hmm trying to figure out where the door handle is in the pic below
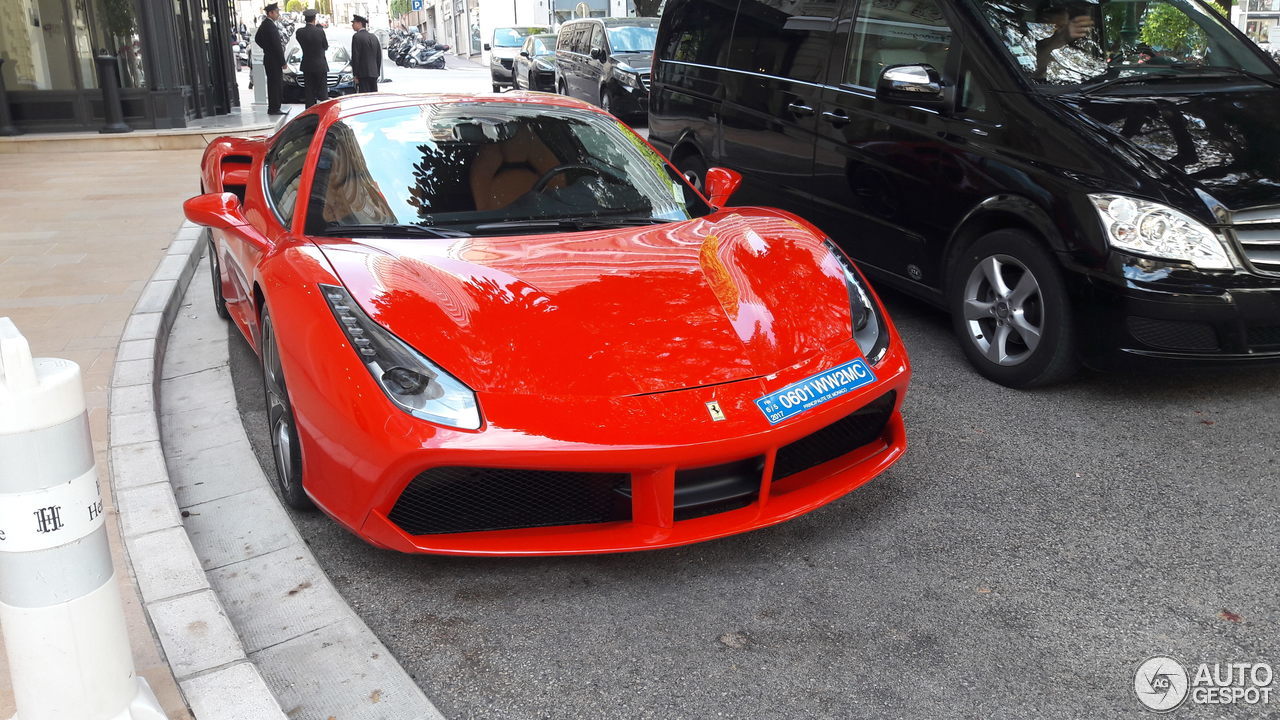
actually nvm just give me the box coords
[786,100,814,118]
[821,110,849,128]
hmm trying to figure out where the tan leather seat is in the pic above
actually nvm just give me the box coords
[468,124,564,212]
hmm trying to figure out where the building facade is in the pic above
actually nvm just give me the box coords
[1,0,240,131]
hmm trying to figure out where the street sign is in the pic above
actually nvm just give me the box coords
[411,0,423,10]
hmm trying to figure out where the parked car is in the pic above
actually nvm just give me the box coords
[183,93,910,555]
[513,33,558,92]
[650,0,1280,388]
[487,26,550,91]
[554,17,658,120]
[281,37,355,104]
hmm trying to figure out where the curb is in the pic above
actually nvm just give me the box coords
[109,221,286,719]
[0,125,276,154]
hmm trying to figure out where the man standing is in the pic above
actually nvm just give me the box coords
[296,9,328,107]
[350,15,381,93]
[255,3,287,114]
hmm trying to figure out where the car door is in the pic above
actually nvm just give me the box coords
[585,23,607,104]
[808,0,959,290]
[714,0,842,211]
[233,116,318,338]
[568,24,590,98]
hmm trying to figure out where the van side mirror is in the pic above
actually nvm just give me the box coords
[483,43,492,51]
[703,167,742,207]
[519,50,529,58]
[876,64,945,105]
[590,48,606,61]
[184,192,248,230]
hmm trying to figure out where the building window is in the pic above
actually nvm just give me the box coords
[0,0,144,90]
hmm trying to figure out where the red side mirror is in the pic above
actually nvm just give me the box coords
[184,192,248,230]
[703,167,742,207]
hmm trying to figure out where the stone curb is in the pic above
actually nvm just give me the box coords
[108,221,286,720]
[0,125,276,154]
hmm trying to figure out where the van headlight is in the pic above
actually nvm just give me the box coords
[321,284,481,430]
[1088,194,1232,270]
[824,240,888,363]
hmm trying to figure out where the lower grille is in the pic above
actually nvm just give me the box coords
[1247,326,1280,350]
[773,392,896,482]
[1127,316,1219,352]
[388,467,631,535]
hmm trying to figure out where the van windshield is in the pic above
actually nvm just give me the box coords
[976,0,1277,88]
[607,25,658,53]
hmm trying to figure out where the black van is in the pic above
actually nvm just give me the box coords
[649,0,1280,387]
[555,17,659,119]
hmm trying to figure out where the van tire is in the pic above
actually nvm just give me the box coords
[674,149,708,193]
[946,229,1078,388]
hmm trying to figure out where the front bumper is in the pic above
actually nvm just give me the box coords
[490,59,515,84]
[1075,253,1280,367]
[293,336,910,556]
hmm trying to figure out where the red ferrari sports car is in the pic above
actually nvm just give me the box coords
[183,93,911,556]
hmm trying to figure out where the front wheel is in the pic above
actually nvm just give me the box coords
[676,151,708,193]
[492,82,502,93]
[260,308,314,510]
[947,229,1078,388]
[207,234,229,320]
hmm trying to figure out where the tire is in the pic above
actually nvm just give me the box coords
[260,308,314,510]
[208,235,230,320]
[600,88,613,114]
[492,82,502,93]
[675,150,708,193]
[947,229,1078,388]
[527,71,536,91]
[557,79,566,95]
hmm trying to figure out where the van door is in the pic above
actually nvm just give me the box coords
[809,0,958,290]
[715,0,843,210]
[586,23,607,104]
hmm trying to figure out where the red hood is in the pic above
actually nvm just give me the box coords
[315,210,857,396]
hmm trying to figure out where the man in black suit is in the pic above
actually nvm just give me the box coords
[295,9,328,107]
[255,3,287,114]
[350,15,381,93]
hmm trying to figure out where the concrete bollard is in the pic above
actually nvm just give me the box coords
[0,317,165,720]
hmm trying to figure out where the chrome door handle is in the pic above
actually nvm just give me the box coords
[821,110,849,128]
[786,100,815,117]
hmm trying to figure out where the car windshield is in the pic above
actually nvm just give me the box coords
[493,27,544,47]
[975,0,1277,88]
[287,44,351,65]
[606,25,658,53]
[529,35,556,55]
[306,102,710,234]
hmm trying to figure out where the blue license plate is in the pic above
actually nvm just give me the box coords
[754,359,877,425]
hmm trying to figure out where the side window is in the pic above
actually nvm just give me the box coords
[572,26,588,53]
[959,69,991,116]
[264,115,319,227]
[658,0,739,65]
[844,0,954,88]
[590,24,604,52]
[725,0,841,83]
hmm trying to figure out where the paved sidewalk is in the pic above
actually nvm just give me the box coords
[0,150,205,719]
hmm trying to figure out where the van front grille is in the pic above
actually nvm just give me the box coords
[1229,207,1280,277]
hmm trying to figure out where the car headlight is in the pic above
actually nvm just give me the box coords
[338,71,353,83]
[535,59,553,71]
[614,69,641,88]
[1088,194,1232,271]
[824,240,888,363]
[321,284,481,430]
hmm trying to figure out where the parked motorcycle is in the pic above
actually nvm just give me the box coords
[408,41,447,69]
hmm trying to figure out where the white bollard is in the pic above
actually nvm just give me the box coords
[0,317,166,720]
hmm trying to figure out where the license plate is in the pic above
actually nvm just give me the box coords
[754,359,877,425]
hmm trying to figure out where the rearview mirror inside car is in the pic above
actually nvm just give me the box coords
[183,192,248,230]
[703,167,743,207]
[876,64,945,105]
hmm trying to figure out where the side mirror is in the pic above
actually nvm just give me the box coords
[483,43,491,51]
[519,50,529,58]
[590,48,606,61]
[184,192,248,230]
[876,64,945,105]
[703,167,742,207]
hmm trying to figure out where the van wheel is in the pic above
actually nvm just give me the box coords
[675,150,708,193]
[947,229,1078,388]
[557,80,566,95]
[492,82,502,93]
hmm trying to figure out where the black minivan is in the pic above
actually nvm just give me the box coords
[649,0,1280,387]
[555,17,659,120]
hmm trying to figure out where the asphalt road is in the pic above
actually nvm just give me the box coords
[228,278,1280,719]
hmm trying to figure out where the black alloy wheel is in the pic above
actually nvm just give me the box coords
[260,308,314,510]
[947,229,1078,388]
[208,234,230,320]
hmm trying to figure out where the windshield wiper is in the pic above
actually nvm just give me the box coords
[1192,65,1280,89]
[469,216,674,233]
[318,223,470,238]
[1071,69,1183,95]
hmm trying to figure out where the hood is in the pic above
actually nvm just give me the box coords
[316,213,858,397]
[1060,86,1280,210]
[613,52,651,73]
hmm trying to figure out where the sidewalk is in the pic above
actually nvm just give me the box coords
[0,148,211,719]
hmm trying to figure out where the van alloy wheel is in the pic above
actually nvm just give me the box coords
[961,253,1042,367]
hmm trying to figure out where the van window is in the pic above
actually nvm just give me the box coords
[573,25,590,53]
[844,0,954,88]
[726,0,843,83]
[590,23,605,52]
[658,0,739,65]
